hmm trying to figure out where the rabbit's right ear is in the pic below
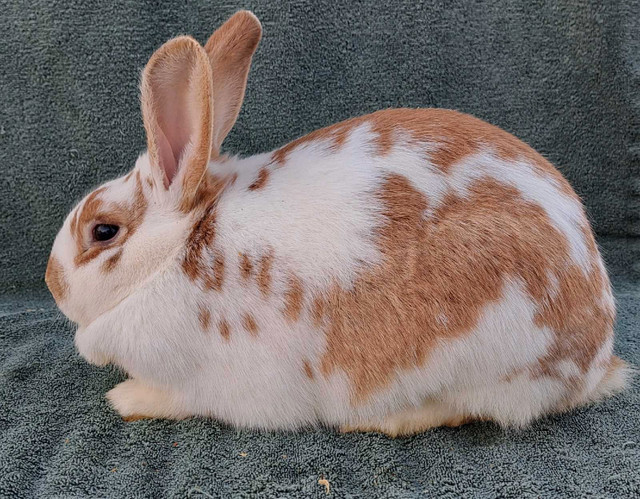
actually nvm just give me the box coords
[205,10,262,156]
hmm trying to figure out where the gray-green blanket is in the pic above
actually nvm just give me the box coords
[1,0,638,497]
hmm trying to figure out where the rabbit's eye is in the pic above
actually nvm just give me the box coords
[92,224,119,242]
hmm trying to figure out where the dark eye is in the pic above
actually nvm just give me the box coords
[92,224,119,242]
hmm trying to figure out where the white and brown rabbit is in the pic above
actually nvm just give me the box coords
[45,11,629,436]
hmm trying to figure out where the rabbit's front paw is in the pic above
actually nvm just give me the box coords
[106,379,187,421]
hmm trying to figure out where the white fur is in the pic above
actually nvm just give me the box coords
[215,127,384,293]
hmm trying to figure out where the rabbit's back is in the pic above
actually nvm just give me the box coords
[199,108,619,428]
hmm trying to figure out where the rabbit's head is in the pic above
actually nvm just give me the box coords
[45,12,261,326]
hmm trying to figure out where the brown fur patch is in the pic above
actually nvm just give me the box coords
[73,175,148,267]
[248,168,269,190]
[311,295,327,327]
[101,249,123,273]
[303,360,315,380]
[182,176,233,289]
[72,186,106,265]
[531,250,614,378]
[203,250,225,291]
[243,314,258,336]
[239,253,253,280]
[271,109,577,199]
[219,319,231,341]
[199,306,211,331]
[183,206,217,281]
[69,209,79,235]
[178,166,231,216]
[257,251,273,296]
[317,174,609,403]
[122,414,150,422]
[45,255,68,302]
[283,276,304,322]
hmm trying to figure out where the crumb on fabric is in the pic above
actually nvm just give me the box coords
[318,477,330,495]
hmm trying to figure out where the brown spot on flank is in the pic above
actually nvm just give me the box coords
[219,319,231,341]
[101,249,123,272]
[311,295,327,327]
[283,276,304,322]
[318,174,609,403]
[303,360,315,380]
[203,250,225,291]
[45,255,68,302]
[243,314,258,336]
[248,168,270,190]
[146,176,153,188]
[257,252,274,296]
[270,109,577,199]
[532,255,614,378]
[199,306,211,331]
[239,253,253,280]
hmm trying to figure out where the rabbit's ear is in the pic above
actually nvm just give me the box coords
[204,10,262,156]
[141,36,213,207]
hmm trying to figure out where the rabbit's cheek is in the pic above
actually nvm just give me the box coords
[45,255,69,305]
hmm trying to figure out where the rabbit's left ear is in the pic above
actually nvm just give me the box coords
[205,10,262,156]
[140,36,213,210]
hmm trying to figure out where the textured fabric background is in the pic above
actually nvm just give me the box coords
[1,0,639,497]
[1,0,639,292]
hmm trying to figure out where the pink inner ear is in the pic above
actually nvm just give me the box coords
[156,126,178,188]
[151,72,197,189]
[142,37,212,197]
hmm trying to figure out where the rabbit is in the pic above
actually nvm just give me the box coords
[45,10,629,436]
